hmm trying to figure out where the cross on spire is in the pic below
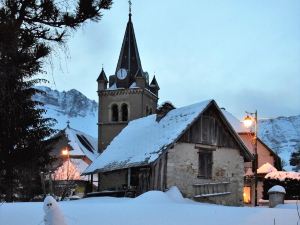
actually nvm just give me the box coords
[128,0,132,15]
[66,120,70,128]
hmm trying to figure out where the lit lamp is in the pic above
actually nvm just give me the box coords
[243,111,258,206]
[62,148,69,156]
[243,115,253,128]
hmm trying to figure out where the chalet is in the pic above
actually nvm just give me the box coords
[84,100,253,206]
[48,124,98,195]
[222,109,282,205]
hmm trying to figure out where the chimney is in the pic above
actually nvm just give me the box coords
[156,101,175,122]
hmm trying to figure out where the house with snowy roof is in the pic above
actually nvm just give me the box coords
[84,100,253,206]
[222,109,282,205]
[48,124,98,195]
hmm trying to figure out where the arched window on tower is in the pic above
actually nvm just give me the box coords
[111,104,119,122]
[121,103,128,121]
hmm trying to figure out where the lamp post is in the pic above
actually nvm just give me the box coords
[61,147,70,180]
[243,110,258,207]
[61,147,71,199]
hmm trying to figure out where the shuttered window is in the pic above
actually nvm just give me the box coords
[198,149,213,179]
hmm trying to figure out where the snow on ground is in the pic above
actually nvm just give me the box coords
[0,188,298,225]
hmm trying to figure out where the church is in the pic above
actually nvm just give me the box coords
[96,12,159,153]
[84,9,255,206]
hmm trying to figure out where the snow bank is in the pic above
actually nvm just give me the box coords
[133,191,173,203]
[165,186,185,203]
[1,192,299,225]
[133,187,187,204]
[268,185,286,194]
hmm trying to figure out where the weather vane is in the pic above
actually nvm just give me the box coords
[128,0,132,14]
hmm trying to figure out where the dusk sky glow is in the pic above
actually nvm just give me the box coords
[42,0,300,120]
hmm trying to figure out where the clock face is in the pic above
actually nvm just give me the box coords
[117,68,128,80]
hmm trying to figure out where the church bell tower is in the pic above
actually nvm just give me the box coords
[97,6,160,153]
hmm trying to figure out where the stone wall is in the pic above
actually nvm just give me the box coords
[98,89,157,152]
[166,142,244,206]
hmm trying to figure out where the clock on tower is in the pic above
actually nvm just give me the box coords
[117,68,127,80]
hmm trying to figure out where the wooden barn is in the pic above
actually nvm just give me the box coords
[84,100,253,206]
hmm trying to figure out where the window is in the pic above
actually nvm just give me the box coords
[198,149,213,178]
[243,186,251,204]
[76,134,94,153]
[121,103,128,121]
[111,104,119,122]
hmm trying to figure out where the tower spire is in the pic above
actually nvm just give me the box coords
[115,0,143,88]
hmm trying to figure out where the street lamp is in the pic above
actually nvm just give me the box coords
[243,110,258,207]
[61,147,70,180]
[62,148,69,157]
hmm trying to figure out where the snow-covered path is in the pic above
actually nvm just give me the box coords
[0,190,298,225]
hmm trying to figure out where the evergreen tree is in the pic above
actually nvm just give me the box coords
[290,147,300,172]
[0,0,112,201]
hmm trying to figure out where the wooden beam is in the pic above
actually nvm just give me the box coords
[127,168,131,188]
[91,174,93,192]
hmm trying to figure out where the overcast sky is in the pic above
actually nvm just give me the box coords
[43,0,300,120]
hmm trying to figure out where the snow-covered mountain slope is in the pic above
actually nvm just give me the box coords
[259,115,300,170]
[34,86,98,137]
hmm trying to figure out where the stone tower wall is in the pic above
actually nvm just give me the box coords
[98,88,157,152]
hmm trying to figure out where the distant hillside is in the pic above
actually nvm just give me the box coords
[259,115,300,171]
[34,86,300,170]
[34,86,98,137]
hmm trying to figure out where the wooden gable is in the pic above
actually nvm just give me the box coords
[180,104,240,150]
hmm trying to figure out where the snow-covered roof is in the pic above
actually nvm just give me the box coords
[107,83,118,90]
[265,171,300,181]
[222,109,281,167]
[108,82,140,90]
[257,162,278,174]
[63,127,98,161]
[84,100,212,174]
[53,158,89,181]
[221,109,250,133]
[84,100,252,174]
[129,82,139,88]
